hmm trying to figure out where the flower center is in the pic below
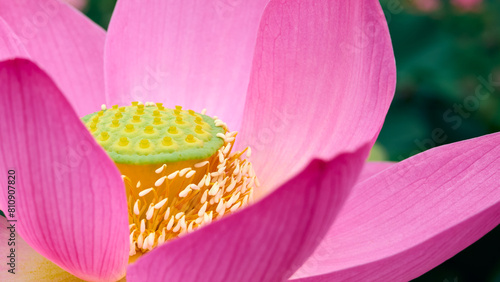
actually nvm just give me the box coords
[82,102,259,257]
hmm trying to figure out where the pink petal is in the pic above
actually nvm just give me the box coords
[127,144,371,282]
[0,0,106,117]
[292,132,500,281]
[358,161,394,182]
[0,59,129,281]
[0,18,28,60]
[238,0,396,193]
[0,217,81,281]
[105,0,270,129]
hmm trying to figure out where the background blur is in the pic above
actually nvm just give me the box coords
[74,0,500,280]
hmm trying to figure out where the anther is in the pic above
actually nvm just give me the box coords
[194,161,209,168]
[164,207,171,220]
[146,206,154,220]
[185,170,196,178]
[155,176,166,187]
[179,187,191,198]
[155,164,166,174]
[198,202,208,217]
[112,105,119,110]
[166,216,174,230]
[133,200,140,215]
[139,188,153,197]
[230,202,242,212]
[179,168,190,177]
[154,198,168,209]
[167,170,179,180]
[209,182,219,196]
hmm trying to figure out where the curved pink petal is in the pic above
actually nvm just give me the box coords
[0,217,82,281]
[292,132,500,281]
[0,0,106,117]
[127,144,371,282]
[0,59,129,281]
[105,0,270,129]
[238,0,396,193]
[0,18,29,60]
[358,161,394,182]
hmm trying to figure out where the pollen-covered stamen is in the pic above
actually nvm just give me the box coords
[123,129,258,255]
[82,103,259,257]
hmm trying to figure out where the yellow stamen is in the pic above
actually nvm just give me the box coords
[82,102,258,258]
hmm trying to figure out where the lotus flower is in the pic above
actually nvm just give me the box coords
[0,0,498,281]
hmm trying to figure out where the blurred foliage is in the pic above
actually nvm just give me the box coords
[81,0,116,29]
[367,143,390,161]
[378,0,500,161]
[63,0,500,281]
[378,0,500,281]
